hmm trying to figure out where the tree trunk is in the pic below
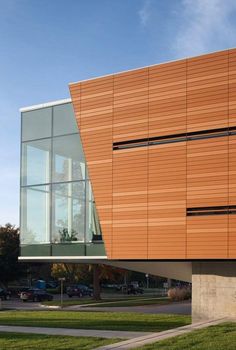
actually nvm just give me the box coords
[93,264,101,300]
[167,278,172,288]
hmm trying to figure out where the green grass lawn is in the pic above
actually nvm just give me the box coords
[0,311,191,332]
[0,332,120,350]
[43,297,170,308]
[134,322,236,350]
[43,298,107,307]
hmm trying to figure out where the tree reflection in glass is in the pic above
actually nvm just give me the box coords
[52,182,85,243]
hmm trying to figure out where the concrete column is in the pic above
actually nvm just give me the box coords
[192,262,236,322]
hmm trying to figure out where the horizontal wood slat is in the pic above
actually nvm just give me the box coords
[70,48,236,260]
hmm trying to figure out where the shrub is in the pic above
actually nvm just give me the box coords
[168,287,191,301]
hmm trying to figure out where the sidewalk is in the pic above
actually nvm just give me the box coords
[94,318,228,350]
[0,317,230,349]
[0,325,151,339]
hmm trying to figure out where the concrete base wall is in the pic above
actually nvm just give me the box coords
[192,262,236,322]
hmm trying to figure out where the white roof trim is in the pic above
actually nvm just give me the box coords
[18,256,107,261]
[20,98,72,113]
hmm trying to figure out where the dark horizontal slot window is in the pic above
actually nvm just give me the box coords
[113,141,148,150]
[187,205,236,212]
[187,211,228,216]
[187,205,236,217]
[187,132,228,142]
[113,125,236,151]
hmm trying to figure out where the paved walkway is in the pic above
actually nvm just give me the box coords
[67,301,191,315]
[94,318,229,349]
[0,325,151,339]
[0,317,231,349]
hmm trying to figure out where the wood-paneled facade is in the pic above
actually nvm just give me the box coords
[70,48,236,260]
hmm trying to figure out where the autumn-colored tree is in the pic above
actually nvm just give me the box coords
[51,263,126,300]
[51,263,86,283]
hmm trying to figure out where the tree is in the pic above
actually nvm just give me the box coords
[0,223,26,287]
[91,264,126,300]
[51,263,87,283]
[51,263,126,300]
[92,264,101,300]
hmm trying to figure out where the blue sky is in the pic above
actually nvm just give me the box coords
[1,0,236,226]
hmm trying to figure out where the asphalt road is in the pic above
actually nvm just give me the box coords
[1,298,191,314]
[0,293,73,310]
[70,301,191,314]
[1,298,43,310]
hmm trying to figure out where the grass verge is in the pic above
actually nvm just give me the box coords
[90,297,170,308]
[134,322,236,350]
[0,311,191,332]
[0,332,120,350]
[43,297,170,308]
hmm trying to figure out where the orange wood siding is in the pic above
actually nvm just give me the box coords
[229,136,236,258]
[148,60,187,259]
[148,142,187,259]
[149,60,187,137]
[70,48,236,260]
[229,51,236,258]
[112,69,148,258]
[70,77,113,257]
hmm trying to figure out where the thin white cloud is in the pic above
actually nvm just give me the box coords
[173,0,236,58]
[138,0,152,27]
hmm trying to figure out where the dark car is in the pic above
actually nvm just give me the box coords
[17,287,30,297]
[20,288,53,302]
[46,281,58,289]
[0,288,11,300]
[67,284,93,298]
[127,284,144,295]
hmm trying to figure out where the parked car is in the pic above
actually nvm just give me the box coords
[17,287,30,298]
[127,284,144,295]
[20,288,53,302]
[46,281,58,289]
[115,284,125,291]
[67,284,93,298]
[0,288,11,300]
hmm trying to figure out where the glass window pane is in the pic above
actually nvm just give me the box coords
[20,185,50,244]
[22,108,52,141]
[52,134,86,182]
[52,182,85,243]
[53,103,78,136]
[21,139,51,186]
[86,181,102,242]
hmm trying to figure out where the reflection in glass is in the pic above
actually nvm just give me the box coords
[52,182,85,243]
[21,186,50,244]
[20,102,103,251]
[21,139,51,186]
[22,108,52,141]
[53,103,78,136]
[86,182,102,242]
[52,134,86,182]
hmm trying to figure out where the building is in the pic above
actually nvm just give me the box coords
[19,48,236,321]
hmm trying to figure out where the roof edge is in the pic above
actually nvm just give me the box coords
[20,98,71,113]
[69,47,235,86]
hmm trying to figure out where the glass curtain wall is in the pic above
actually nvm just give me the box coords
[20,103,101,246]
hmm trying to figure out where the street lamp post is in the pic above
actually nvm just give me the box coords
[145,274,149,289]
